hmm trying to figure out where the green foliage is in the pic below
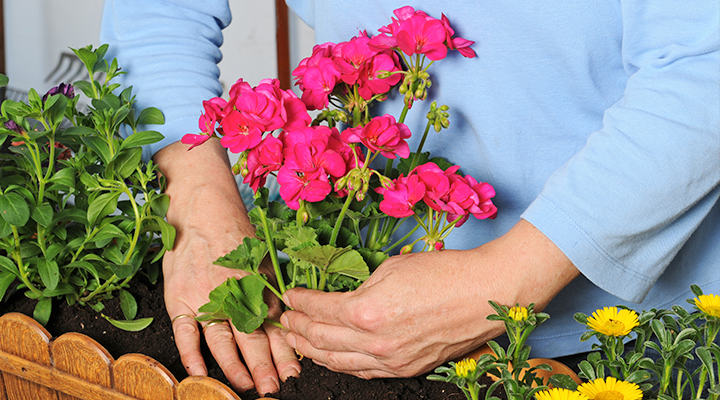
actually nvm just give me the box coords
[0,44,175,331]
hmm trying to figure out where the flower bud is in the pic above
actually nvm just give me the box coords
[400,244,414,254]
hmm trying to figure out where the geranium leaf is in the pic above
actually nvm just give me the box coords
[357,248,388,272]
[224,275,268,334]
[213,237,268,273]
[0,192,30,226]
[326,249,370,281]
[276,224,318,251]
[0,217,12,238]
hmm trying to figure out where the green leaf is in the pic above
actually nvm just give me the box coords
[74,47,98,73]
[44,94,68,128]
[224,276,269,334]
[42,282,75,297]
[34,297,52,326]
[102,314,153,332]
[118,130,165,153]
[72,81,95,98]
[0,192,30,226]
[0,272,16,301]
[213,237,269,273]
[30,203,54,227]
[108,147,142,179]
[87,191,121,227]
[150,194,170,218]
[48,167,76,189]
[0,256,20,278]
[356,248,388,272]
[37,259,60,291]
[326,249,370,281]
[119,289,138,320]
[81,136,112,164]
[0,217,12,238]
[63,126,98,137]
[136,108,165,126]
[92,223,127,246]
[548,374,578,391]
[109,263,134,280]
[284,245,369,281]
[0,74,8,87]
[53,208,89,226]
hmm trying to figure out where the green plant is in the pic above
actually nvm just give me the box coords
[0,44,175,330]
[430,285,720,400]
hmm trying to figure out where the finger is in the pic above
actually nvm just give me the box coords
[287,331,392,379]
[169,312,207,377]
[232,325,280,395]
[202,320,255,392]
[281,309,367,354]
[282,287,348,325]
[263,321,301,381]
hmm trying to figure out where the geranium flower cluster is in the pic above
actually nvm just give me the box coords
[183,6,492,253]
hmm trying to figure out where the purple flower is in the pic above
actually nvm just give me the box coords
[42,83,75,103]
[4,120,21,133]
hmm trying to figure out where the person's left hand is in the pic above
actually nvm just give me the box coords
[279,219,579,379]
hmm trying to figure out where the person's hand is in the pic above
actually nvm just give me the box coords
[154,141,300,394]
[280,219,579,379]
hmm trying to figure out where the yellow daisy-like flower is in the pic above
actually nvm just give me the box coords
[695,294,720,318]
[577,377,643,400]
[586,307,639,337]
[509,306,529,322]
[535,388,589,400]
[455,358,477,379]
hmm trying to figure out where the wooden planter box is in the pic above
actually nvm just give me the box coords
[0,312,241,400]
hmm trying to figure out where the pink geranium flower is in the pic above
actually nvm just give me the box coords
[440,14,477,58]
[277,167,332,210]
[244,135,284,192]
[340,115,411,159]
[219,109,264,153]
[375,173,425,218]
[180,133,212,149]
[396,14,448,61]
[299,58,340,110]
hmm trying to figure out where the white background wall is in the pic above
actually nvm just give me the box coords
[3,0,315,97]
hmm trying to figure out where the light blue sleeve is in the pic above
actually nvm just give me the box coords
[99,0,232,161]
[522,1,720,303]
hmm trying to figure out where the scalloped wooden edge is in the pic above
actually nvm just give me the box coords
[0,312,241,400]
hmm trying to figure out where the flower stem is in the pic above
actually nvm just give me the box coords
[10,227,42,296]
[329,189,356,247]
[257,205,286,294]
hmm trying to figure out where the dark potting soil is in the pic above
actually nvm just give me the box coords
[0,276,498,400]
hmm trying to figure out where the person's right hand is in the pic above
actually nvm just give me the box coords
[154,140,301,394]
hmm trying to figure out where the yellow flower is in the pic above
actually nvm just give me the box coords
[509,306,529,322]
[695,294,720,318]
[577,377,643,400]
[586,307,639,337]
[455,358,477,379]
[535,388,589,400]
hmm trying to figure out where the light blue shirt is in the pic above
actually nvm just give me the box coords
[101,0,720,358]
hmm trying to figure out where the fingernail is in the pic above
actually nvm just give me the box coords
[259,376,279,395]
[282,292,292,308]
[286,332,297,348]
[236,375,255,392]
[280,313,289,328]
[281,365,301,380]
[189,364,207,376]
